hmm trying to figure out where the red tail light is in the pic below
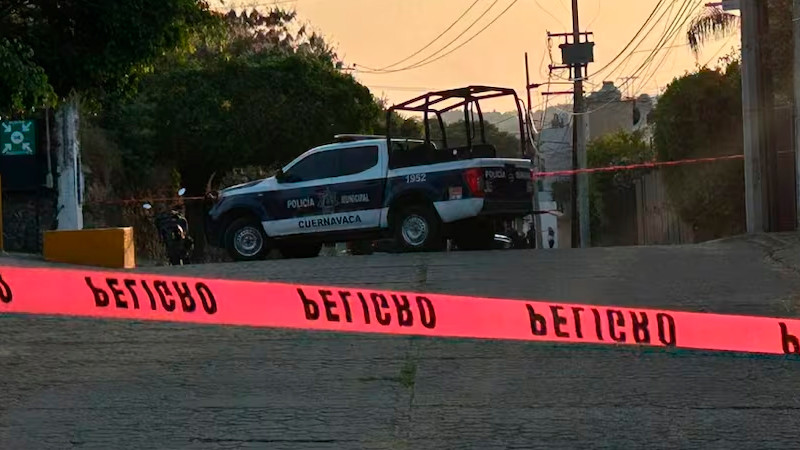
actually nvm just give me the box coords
[464,168,484,197]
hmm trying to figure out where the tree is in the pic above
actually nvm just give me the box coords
[651,63,744,240]
[429,119,523,158]
[100,8,382,196]
[372,97,424,139]
[150,53,380,194]
[89,7,386,260]
[686,1,791,99]
[1,0,214,103]
[0,38,56,117]
[1,0,216,229]
[587,130,653,245]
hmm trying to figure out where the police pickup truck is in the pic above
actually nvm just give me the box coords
[205,135,534,261]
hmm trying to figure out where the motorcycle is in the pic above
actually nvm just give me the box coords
[143,188,194,266]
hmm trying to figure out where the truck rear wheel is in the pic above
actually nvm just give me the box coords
[394,204,443,252]
[224,217,268,261]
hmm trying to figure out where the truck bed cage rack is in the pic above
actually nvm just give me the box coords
[333,134,386,142]
[385,85,527,159]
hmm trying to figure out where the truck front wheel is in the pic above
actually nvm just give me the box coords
[393,204,443,252]
[224,217,268,261]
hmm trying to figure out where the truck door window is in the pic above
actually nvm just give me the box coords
[336,145,379,177]
[284,150,340,182]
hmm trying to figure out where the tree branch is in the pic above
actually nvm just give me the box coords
[686,8,740,55]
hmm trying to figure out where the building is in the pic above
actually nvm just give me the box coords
[534,81,661,248]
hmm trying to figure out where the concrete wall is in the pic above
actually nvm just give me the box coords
[2,190,57,253]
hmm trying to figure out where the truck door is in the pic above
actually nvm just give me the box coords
[268,144,385,236]
[325,144,385,230]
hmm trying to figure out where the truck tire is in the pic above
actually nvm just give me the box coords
[224,217,268,261]
[393,204,443,252]
[279,242,323,259]
[453,219,495,251]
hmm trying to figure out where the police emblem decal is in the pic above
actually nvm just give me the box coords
[316,187,339,214]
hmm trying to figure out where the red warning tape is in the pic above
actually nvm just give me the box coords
[533,154,744,178]
[86,196,206,205]
[0,264,798,356]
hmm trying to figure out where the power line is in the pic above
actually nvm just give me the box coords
[357,0,501,73]
[490,114,519,126]
[591,0,694,103]
[356,0,518,74]
[373,0,481,71]
[600,0,696,102]
[534,0,567,29]
[230,0,313,7]
[366,84,444,92]
[631,0,703,95]
[554,0,700,118]
[611,0,678,79]
[628,1,694,88]
[700,34,736,67]
[591,0,670,78]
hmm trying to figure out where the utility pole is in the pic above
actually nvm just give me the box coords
[525,52,544,249]
[740,0,776,233]
[548,5,593,248]
[572,0,589,248]
[571,0,590,248]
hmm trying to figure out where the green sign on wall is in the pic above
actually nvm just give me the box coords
[1,120,36,156]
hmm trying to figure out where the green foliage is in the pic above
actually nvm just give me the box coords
[430,119,523,158]
[0,38,56,116]
[687,0,791,100]
[372,97,424,138]
[587,130,653,244]
[110,52,379,193]
[100,8,382,194]
[1,0,215,111]
[651,63,744,240]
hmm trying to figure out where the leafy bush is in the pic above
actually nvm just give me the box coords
[587,130,654,244]
[650,62,744,240]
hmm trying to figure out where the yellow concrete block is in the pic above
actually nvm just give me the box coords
[43,227,135,269]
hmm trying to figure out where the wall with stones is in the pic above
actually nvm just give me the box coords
[2,189,57,253]
[1,110,58,254]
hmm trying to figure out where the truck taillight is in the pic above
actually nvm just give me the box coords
[464,168,484,197]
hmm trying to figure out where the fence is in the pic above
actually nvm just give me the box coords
[635,171,695,245]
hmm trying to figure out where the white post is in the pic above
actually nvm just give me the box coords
[55,94,84,230]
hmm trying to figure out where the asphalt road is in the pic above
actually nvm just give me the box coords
[2,233,800,449]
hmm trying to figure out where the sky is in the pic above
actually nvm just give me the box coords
[219,0,740,113]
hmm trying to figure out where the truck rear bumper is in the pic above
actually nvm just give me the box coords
[434,197,532,223]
